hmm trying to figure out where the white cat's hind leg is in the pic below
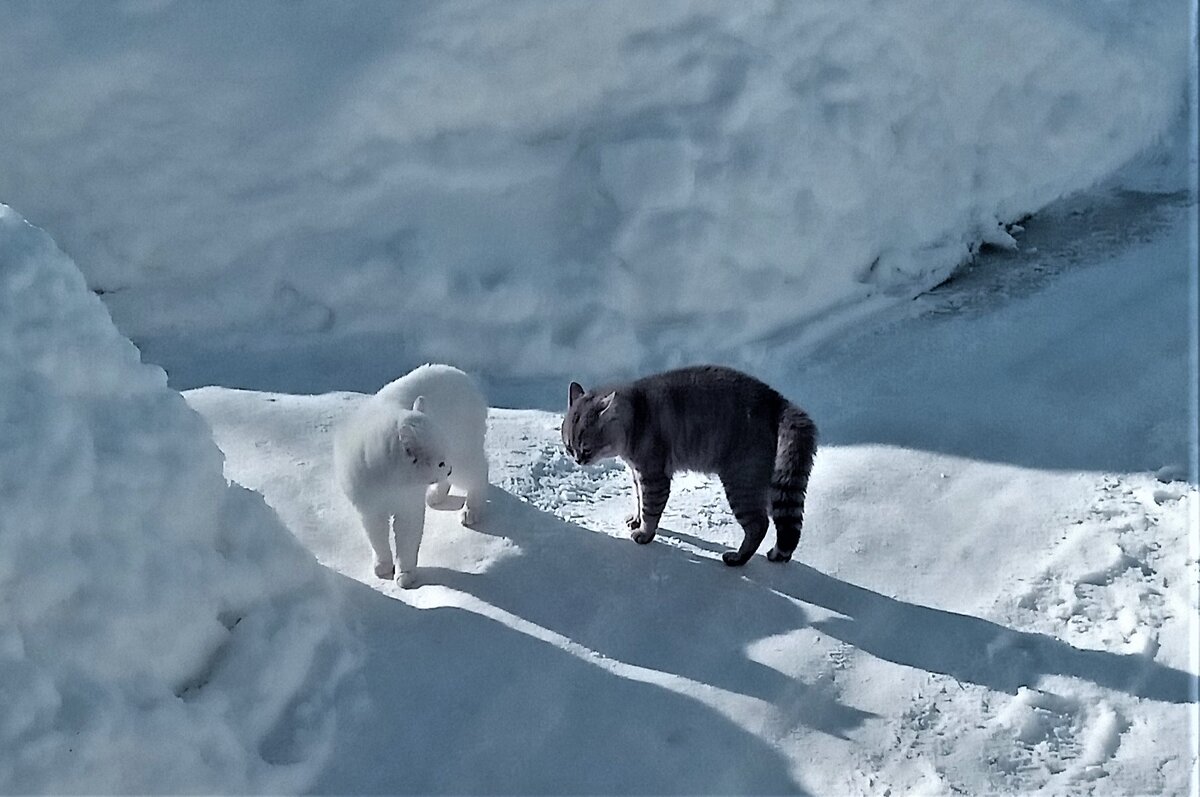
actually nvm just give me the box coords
[359,509,395,580]
[454,449,490,527]
[392,487,427,589]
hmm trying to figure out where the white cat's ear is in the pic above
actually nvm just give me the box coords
[399,428,419,463]
[412,396,427,413]
[568,382,585,406]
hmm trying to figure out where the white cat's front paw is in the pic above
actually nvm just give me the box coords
[373,560,395,579]
[425,483,456,510]
[396,570,420,589]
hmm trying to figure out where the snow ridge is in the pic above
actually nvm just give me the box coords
[0,1,1190,387]
[0,205,351,793]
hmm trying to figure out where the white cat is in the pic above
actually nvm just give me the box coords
[333,364,489,588]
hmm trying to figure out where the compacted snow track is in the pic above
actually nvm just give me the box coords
[187,195,1197,795]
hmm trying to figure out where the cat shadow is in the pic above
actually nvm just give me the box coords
[434,491,1195,714]
[423,488,876,741]
[315,568,807,795]
[749,562,1197,705]
[654,526,743,556]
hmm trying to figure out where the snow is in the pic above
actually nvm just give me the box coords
[0,1,1191,390]
[0,1,1196,793]
[0,205,351,793]
[184,194,1198,793]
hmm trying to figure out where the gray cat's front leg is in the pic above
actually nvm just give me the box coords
[633,470,670,544]
[625,469,643,530]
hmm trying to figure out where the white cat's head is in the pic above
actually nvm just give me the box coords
[562,381,628,465]
[398,396,452,484]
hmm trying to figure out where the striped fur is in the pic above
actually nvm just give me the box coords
[562,365,818,566]
[766,404,818,562]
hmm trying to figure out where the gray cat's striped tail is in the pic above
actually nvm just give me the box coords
[767,403,817,562]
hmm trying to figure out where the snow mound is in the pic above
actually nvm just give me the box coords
[0,205,349,793]
[0,1,1190,387]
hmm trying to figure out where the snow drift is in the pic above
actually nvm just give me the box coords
[0,205,349,793]
[0,0,1191,388]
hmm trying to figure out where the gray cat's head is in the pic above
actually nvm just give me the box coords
[562,381,627,465]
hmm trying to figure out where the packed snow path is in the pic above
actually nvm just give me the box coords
[188,193,1198,794]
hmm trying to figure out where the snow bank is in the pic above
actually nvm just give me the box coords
[0,0,1190,386]
[0,205,348,793]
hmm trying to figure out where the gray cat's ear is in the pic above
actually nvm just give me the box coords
[412,396,427,413]
[568,382,585,406]
[597,391,618,417]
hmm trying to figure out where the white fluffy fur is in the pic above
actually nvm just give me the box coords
[334,364,489,588]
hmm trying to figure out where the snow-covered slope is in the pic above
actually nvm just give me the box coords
[186,195,1198,794]
[0,1,1190,388]
[1,2,1193,791]
[0,205,350,793]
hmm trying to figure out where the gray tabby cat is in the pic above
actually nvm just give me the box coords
[562,365,817,566]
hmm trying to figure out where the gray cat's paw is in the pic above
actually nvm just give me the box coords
[631,528,656,544]
[766,547,792,563]
[396,570,420,589]
[721,550,751,567]
[460,504,482,527]
[624,513,642,530]
[374,561,396,579]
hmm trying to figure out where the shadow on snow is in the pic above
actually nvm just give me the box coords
[313,489,828,794]
[316,484,1196,793]
[768,565,1196,705]
[663,525,1196,706]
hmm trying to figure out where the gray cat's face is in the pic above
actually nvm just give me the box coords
[562,382,624,465]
